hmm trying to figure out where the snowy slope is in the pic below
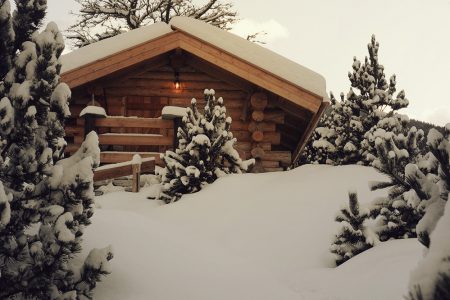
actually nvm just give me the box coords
[82,165,424,300]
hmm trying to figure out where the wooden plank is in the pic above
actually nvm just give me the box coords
[141,159,157,174]
[104,87,247,99]
[132,163,141,193]
[94,164,133,182]
[133,71,221,82]
[247,121,276,132]
[94,159,155,183]
[65,126,83,136]
[230,120,248,131]
[232,131,251,141]
[101,151,163,166]
[99,134,173,146]
[104,78,239,91]
[236,142,271,151]
[95,117,174,129]
[264,110,285,124]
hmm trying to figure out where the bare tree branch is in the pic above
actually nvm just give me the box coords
[67,0,238,48]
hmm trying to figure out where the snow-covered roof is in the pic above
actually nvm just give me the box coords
[170,17,327,99]
[61,17,327,99]
[61,23,172,74]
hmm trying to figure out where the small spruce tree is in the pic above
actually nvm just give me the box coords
[158,89,254,203]
[300,35,409,166]
[330,192,375,266]
[367,126,433,241]
[0,2,112,298]
[407,124,450,300]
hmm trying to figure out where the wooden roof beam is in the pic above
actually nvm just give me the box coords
[291,101,330,166]
[62,32,182,88]
[177,31,322,113]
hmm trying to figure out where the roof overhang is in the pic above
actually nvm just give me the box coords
[61,30,323,113]
[60,17,329,159]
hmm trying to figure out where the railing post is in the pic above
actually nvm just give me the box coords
[80,106,107,138]
[161,106,186,150]
[131,154,142,193]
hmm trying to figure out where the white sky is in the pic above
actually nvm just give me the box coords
[47,0,450,125]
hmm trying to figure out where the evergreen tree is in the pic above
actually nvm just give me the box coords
[407,125,450,298]
[415,126,450,247]
[0,0,15,79]
[300,35,409,166]
[330,192,375,265]
[367,126,433,241]
[0,2,112,298]
[158,89,254,203]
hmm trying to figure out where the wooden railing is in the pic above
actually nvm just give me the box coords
[65,116,175,167]
[94,156,156,192]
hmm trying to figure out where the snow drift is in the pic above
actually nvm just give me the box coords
[82,165,424,299]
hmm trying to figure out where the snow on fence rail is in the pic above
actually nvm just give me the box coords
[94,155,156,193]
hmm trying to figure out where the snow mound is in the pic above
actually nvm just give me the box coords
[82,165,423,299]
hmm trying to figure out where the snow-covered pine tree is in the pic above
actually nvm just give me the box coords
[0,2,112,299]
[330,192,375,265]
[0,0,15,79]
[362,112,415,165]
[414,125,450,247]
[367,126,438,241]
[300,35,409,166]
[158,89,254,203]
[407,125,450,299]
[68,0,238,47]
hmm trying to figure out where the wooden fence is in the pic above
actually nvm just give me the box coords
[65,115,175,166]
[94,156,156,193]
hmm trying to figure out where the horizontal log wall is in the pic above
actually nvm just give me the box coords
[66,62,294,170]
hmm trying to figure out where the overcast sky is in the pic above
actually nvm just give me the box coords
[47,0,450,125]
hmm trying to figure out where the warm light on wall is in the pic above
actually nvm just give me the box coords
[174,72,181,90]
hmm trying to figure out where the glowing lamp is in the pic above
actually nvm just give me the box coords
[174,72,181,90]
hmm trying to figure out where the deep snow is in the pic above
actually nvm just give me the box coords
[82,165,424,299]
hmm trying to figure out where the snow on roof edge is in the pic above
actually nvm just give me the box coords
[60,17,328,101]
[170,16,328,100]
[60,22,173,74]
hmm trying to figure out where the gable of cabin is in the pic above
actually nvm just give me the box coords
[61,18,328,171]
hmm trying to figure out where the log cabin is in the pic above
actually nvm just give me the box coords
[60,16,329,172]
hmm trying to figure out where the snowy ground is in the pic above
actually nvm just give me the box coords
[82,165,424,300]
